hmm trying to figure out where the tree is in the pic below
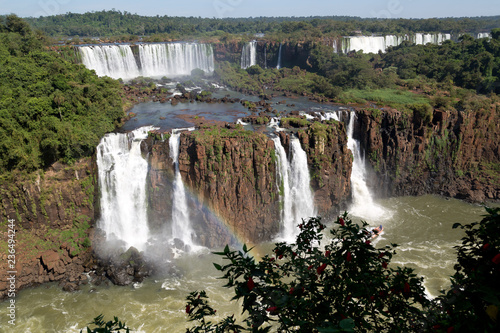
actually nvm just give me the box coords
[429,207,500,332]
[185,214,431,332]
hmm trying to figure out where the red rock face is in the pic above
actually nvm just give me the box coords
[356,107,500,202]
[145,122,352,246]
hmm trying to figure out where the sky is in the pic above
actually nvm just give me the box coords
[0,0,499,19]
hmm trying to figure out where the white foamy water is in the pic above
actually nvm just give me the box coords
[241,41,257,69]
[169,128,196,248]
[346,111,391,222]
[96,126,156,251]
[79,43,214,80]
[272,136,315,242]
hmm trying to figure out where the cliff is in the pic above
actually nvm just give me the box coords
[279,120,352,217]
[357,106,500,202]
[0,158,98,299]
[145,121,351,246]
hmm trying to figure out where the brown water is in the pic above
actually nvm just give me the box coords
[3,195,490,332]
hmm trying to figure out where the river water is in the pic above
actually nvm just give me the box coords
[5,195,489,333]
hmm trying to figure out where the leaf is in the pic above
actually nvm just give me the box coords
[243,244,247,253]
[452,223,462,229]
[339,318,355,331]
[224,244,230,254]
[213,263,222,271]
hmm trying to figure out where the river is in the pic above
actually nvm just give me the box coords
[6,195,488,332]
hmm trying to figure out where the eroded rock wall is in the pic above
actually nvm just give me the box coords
[0,158,98,299]
[145,122,352,246]
[356,107,500,202]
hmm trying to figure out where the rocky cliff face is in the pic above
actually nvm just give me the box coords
[212,40,315,70]
[279,121,352,218]
[145,121,351,246]
[146,127,281,247]
[0,158,98,299]
[356,106,500,202]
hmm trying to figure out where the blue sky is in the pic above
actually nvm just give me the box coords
[1,0,499,19]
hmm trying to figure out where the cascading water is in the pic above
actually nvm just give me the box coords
[241,41,257,69]
[96,126,155,251]
[338,33,451,54]
[272,136,315,242]
[169,128,196,248]
[346,111,388,221]
[138,43,214,78]
[276,43,282,69]
[79,43,214,80]
[79,45,141,80]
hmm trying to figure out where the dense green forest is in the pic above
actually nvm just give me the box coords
[0,15,124,174]
[24,10,500,39]
[214,29,500,109]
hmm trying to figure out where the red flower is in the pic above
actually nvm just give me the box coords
[292,252,297,257]
[325,250,330,257]
[278,255,283,259]
[378,252,385,258]
[365,240,371,245]
[432,324,441,330]
[266,306,278,314]
[346,252,352,262]
[447,327,455,333]
[289,287,294,295]
[404,282,411,294]
[185,305,191,314]
[308,265,313,270]
[247,276,255,291]
[370,295,375,301]
[317,263,327,275]
[492,253,500,264]
[339,217,345,226]
[482,243,490,250]
[382,262,388,269]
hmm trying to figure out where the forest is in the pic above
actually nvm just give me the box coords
[0,15,124,174]
[24,10,500,40]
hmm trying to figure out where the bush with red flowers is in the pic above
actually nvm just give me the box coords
[185,214,430,332]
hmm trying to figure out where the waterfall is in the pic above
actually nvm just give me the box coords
[138,43,214,78]
[79,43,214,80]
[96,126,155,251]
[276,43,282,69]
[169,128,196,248]
[346,111,387,221]
[272,136,315,242]
[241,41,257,69]
[80,45,140,80]
[413,33,451,45]
[339,33,450,54]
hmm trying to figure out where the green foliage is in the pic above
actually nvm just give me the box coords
[430,207,500,332]
[281,117,309,128]
[409,103,433,124]
[340,89,430,106]
[380,36,500,94]
[0,16,124,174]
[186,215,430,332]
